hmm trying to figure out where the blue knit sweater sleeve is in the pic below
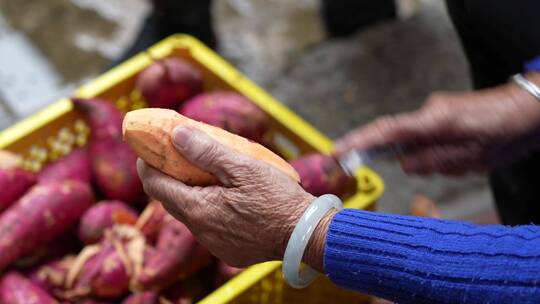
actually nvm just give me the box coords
[323,209,540,304]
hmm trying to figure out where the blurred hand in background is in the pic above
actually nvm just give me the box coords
[335,73,540,176]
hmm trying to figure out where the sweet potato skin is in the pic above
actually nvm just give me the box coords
[215,260,243,287]
[121,291,159,304]
[72,98,123,142]
[0,168,36,212]
[135,201,167,244]
[161,275,207,304]
[92,141,143,203]
[136,58,202,109]
[180,91,270,142]
[291,153,357,197]
[14,233,80,270]
[78,200,138,245]
[0,181,93,271]
[136,217,211,291]
[73,98,143,203]
[77,248,130,299]
[123,108,299,185]
[66,226,147,300]
[0,271,58,304]
[29,256,74,295]
[38,148,91,184]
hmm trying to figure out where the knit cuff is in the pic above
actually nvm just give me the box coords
[322,208,540,303]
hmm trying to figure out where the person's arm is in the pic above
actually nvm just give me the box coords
[334,72,540,176]
[306,209,540,304]
[138,125,540,303]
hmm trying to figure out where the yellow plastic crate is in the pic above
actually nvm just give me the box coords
[0,35,384,304]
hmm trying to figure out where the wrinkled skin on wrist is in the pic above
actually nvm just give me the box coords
[335,73,540,176]
[137,126,317,268]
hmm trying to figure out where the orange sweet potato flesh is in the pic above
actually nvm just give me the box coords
[122,108,299,185]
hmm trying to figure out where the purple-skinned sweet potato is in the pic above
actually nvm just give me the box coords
[136,58,202,109]
[122,291,159,304]
[0,271,58,304]
[75,243,132,299]
[0,168,36,212]
[179,91,270,143]
[14,233,80,270]
[38,148,91,184]
[161,275,207,304]
[72,98,124,142]
[136,216,211,291]
[215,260,243,287]
[92,141,143,203]
[73,98,143,203]
[65,225,148,300]
[290,153,357,198]
[0,181,93,271]
[29,256,75,295]
[78,200,139,244]
[135,201,167,244]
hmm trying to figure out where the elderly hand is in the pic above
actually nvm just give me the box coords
[137,126,331,270]
[335,73,540,176]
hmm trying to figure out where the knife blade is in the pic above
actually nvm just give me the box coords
[336,144,407,176]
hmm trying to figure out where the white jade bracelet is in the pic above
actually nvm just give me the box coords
[282,194,343,288]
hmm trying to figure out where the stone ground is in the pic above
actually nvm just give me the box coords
[0,0,495,221]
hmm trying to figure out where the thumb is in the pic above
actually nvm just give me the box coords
[171,125,240,185]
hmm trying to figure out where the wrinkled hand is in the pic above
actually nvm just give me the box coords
[137,126,326,269]
[335,73,540,176]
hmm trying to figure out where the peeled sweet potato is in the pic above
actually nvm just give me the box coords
[135,200,167,244]
[0,168,36,212]
[73,98,143,203]
[122,291,159,304]
[0,271,58,304]
[38,148,91,184]
[65,225,148,300]
[180,91,270,143]
[78,200,139,244]
[29,256,75,295]
[136,58,202,109]
[136,216,211,291]
[123,108,299,185]
[290,153,357,197]
[0,181,93,271]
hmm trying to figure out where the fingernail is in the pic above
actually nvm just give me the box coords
[172,127,191,150]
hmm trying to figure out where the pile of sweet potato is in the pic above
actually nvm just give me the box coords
[0,57,355,303]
